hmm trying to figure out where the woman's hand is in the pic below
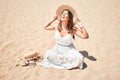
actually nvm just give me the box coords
[76,18,84,28]
[53,16,58,21]
[77,18,81,22]
[44,16,58,30]
[74,18,89,39]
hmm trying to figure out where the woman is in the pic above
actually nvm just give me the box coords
[38,5,89,69]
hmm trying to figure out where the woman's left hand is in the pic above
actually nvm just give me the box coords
[76,18,81,22]
[76,18,84,28]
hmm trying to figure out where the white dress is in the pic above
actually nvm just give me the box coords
[39,29,84,69]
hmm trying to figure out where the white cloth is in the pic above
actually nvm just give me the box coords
[39,30,84,69]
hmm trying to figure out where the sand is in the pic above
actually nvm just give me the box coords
[0,0,120,80]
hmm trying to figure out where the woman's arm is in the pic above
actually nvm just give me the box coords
[74,18,89,39]
[44,16,57,30]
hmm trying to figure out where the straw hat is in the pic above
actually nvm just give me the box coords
[56,5,78,24]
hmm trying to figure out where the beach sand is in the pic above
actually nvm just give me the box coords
[0,0,120,80]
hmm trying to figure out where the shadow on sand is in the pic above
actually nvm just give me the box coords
[79,51,97,70]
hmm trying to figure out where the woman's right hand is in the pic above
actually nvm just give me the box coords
[53,16,58,21]
[44,16,58,29]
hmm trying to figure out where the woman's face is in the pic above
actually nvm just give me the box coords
[60,10,69,22]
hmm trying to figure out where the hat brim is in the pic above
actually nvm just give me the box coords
[56,5,78,24]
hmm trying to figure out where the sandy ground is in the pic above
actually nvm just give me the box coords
[0,0,120,80]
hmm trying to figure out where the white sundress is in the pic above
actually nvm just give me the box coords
[39,29,84,69]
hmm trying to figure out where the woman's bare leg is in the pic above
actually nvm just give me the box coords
[24,52,39,59]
